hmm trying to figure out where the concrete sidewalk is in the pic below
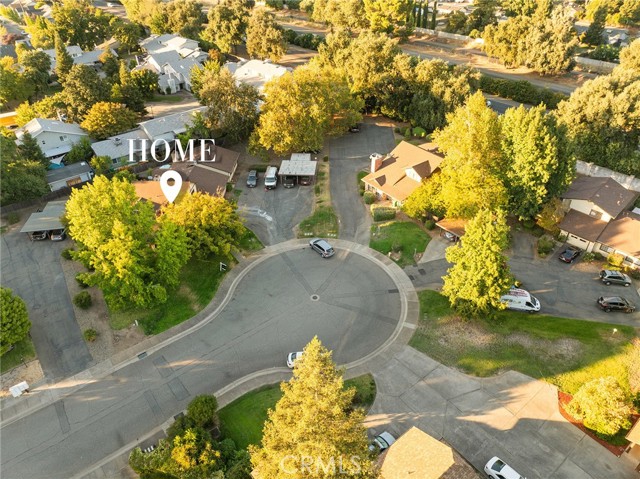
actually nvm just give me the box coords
[365,346,637,479]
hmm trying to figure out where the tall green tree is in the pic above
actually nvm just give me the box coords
[202,0,252,54]
[433,92,507,218]
[110,17,143,53]
[19,50,51,100]
[52,0,111,50]
[442,209,512,317]
[0,287,31,355]
[246,8,286,62]
[130,69,160,100]
[15,93,67,126]
[254,65,363,154]
[0,136,49,205]
[160,192,245,258]
[62,64,111,121]
[0,56,33,107]
[165,0,206,39]
[54,33,74,84]
[311,0,366,29]
[363,0,411,34]
[250,337,376,479]
[198,68,261,143]
[16,132,47,167]
[500,105,574,219]
[500,0,537,17]
[582,5,607,46]
[23,15,55,49]
[111,61,146,114]
[80,102,139,140]
[154,221,191,289]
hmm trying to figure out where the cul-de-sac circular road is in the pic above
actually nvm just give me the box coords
[0,240,416,479]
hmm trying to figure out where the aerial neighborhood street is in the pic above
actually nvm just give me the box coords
[0,0,639,479]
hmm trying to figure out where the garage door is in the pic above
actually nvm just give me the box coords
[567,234,588,249]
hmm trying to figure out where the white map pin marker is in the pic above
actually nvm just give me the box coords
[159,170,183,203]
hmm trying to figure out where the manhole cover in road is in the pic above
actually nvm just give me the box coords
[311,294,320,301]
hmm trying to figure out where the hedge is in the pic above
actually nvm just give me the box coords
[371,206,397,222]
[479,75,568,110]
[74,291,92,309]
[283,29,324,50]
[363,191,376,204]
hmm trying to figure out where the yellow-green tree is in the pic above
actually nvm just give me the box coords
[80,102,138,140]
[0,288,31,355]
[442,209,512,317]
[433,91,507,219]
[246,8,286,62]
[254,65,363,154]
[250,337,376,479]
[160,192,245,258]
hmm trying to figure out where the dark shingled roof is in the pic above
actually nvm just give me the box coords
[563,176,638,218]
[558,209,608,242]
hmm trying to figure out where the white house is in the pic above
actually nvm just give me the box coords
[559,176,640,267]
[41,46,115,74]
[91,129,150,168]
[46,161,93,191]
[15,118,88,163]
[224,59,292,94]
[140,34,201,56]
[138,106,207,143]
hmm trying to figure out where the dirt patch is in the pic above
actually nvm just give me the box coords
[434,316,496,349]
[60,255,145,364]
[0,360,44,398]
[506,333,582,362]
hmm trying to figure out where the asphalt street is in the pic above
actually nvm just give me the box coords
[0,246,404,479]
[326,121,397,245]
[0,220,92,380]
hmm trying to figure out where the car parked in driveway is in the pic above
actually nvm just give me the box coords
[484,457,526,479]
[309,238,335,258]
[299,175,312,186]
[369,432,395,453]
[600,270,632,286]
[29,231,48,241]
[50,228,66,241]
[558,247,580,263]
[282,175,296,188]
[246,170,258,188]
[286,351,303,368]
[597,296,636,313]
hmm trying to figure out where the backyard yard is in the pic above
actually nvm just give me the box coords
[370,221,431,267]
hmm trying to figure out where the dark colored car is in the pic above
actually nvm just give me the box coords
[246,170,258,188]
[559,247,580,263]
[29,231,48,241]
[600,269,632,286]
[597,296,636,313]
[299,175,312,186]
[348,124,361,133]
[309,238,335,258]
[282,175,296,188]
[50,228,67,241]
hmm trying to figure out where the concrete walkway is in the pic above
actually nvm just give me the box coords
[365,346,638,479]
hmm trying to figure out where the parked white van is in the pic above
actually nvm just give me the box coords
[500,288,540,313]
[264,166,278,189]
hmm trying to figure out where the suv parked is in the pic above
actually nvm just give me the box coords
[597,296,636,313]
[50,228,66,241]
[246,170,258,188]
[282,175,296,188]
[600,270,632,287]
[484,457,526,479]
[29,231,48,241]
[309,238,335,258]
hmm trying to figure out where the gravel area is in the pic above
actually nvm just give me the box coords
[0,360,44,398]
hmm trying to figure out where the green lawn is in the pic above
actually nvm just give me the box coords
[219,374,377,450]
[298,205,339,238]
[370,221,430,267]
[150,94,185,103]
[109,255,230,334]
[1,337,36,374]
[237,226,264,253]
[409,290,636,395]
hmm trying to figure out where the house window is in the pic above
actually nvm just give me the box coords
[624,256,640,266]
[112,158,119,165]
[589,209,602,219]
[600,244,614,253]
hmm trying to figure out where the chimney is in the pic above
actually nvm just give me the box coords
[113,137,122,146]
[370,153,383,173]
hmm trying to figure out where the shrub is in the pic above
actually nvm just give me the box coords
[323,155,328,162]
[6,212,19,224]
[584,45,620,62]
[537,236,555,256]
[403,127,411,140]
[412,126,427,138]
[582,252,596,263]
[83,328,98,342]
[567,377,632,437]
[394,127,402,134]
[424,219,436,230]
[266,0,284,8]
[363,191,376,204]
[522,218,535,229]
[286,0,302,9]
[248,164,268,173]
[74,291,92,309]
[283,28,298,44]
[75,273,89,288]
[371,206,397,222]
[479,75,568,109]
[187,394,219,428]
[607,253,624,268]
[226,182,233,192]
[61,248,74,260]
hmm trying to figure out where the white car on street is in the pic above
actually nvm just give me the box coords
[286,351,303,368]
[484,457,526,479]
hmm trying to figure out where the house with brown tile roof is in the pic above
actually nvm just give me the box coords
[559,176,640,268]
[361,141,444,206]
[132,179,195,210]
[379,427,480,479]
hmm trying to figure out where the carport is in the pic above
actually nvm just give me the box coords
[435,218,467,242]
[20,201,66,236]
[279,157,318,185]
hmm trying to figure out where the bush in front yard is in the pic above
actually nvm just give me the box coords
[83,328,98,342]
[371,206,397,222]
[537,236,555,256]
[607,253,624,269]
[582,252,596,263]
[73,291,92,309]
[424,219,435,230]
[75,273,89,288]
[61,248,74,260]
[363,191,376,204]
[567,377,632,438]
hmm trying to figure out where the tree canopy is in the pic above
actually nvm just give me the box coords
[203,0,252,54]
[442,209,513,317]
[51,0,111,50]
[80,102,138,140]
[0,287,31,355]
[62,64,111,121]
[0,134,49,206]
[246,8,286,62]
[250,337,375,479]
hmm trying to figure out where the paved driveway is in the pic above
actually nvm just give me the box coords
[236,176,314,246]
[326,122,396,245]
[366,346,637,479]
[0,242,407,479]
[0,221,92,381]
